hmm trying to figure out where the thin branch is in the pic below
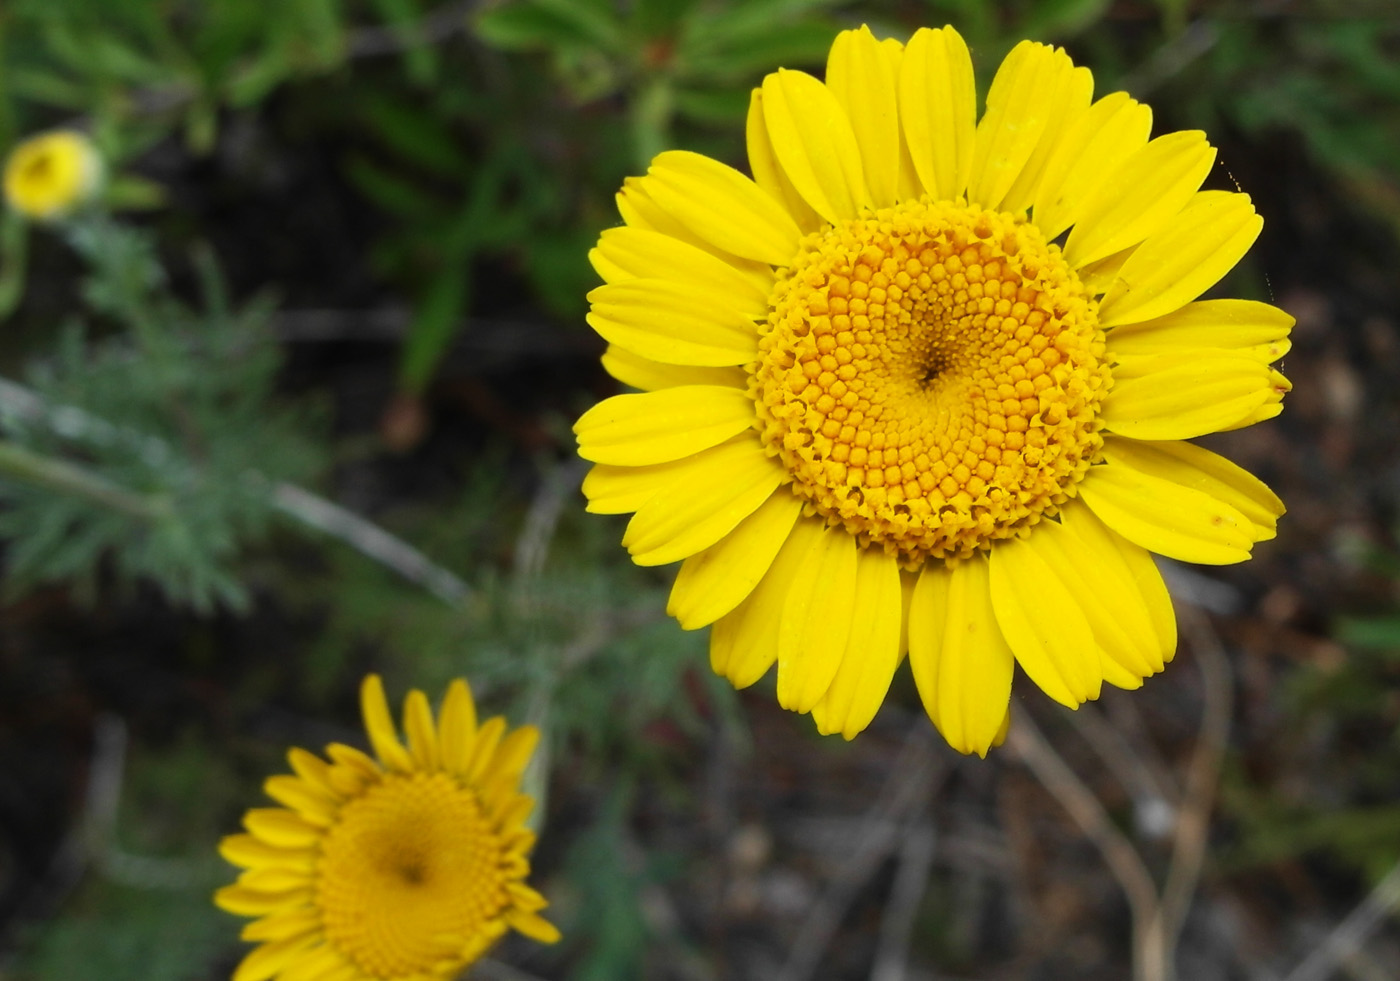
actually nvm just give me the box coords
[777,728,948,981]
[0,439,172,520]
[1006,706,1163,981]
[870,819,938,981]
[1063,702,1178,835]
[1282,860,1400,981]
[1153,605,1234,959]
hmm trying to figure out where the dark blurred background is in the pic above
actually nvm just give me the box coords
[0,1,1398,978]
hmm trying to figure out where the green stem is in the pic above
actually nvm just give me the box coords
[0,209,28,320]
[0,441,170,520]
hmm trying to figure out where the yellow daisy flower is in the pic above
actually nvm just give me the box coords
[575,26,1290,755]
[2,130,104,221]
[215,675,559,981]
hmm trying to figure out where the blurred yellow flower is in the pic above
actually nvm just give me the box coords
[576,25,1291,754]
[215,675,558,981]
[2,130,104,220]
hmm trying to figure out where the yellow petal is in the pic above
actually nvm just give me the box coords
[747,88,824,233]
[988,535,1103,708]
[999,64,1094,215]
[1107,298,1294,362]
[899,26,975,202]
[589,225,771,313]
[966,42,1074,211]
[760,68,869,223]
[482,725,540,786]
[878,38,924,203]
[1021,512,1165,685]
[623,444,784,566]
[826,26,900,208]
[1101,435,1283,541]
[214,884,311,916]
[466,716,506,783]
[668,490,802,629]
[586,279,758,367]
[243,808,323,849]
[403,689,440,772]
[1077,245,1134,296]
[574,386,756,465]
[1098,190,1263,327]
[644,150,802,265]
[218,834,314,871]
[1033,91,1153,240]
[360,674,413,772]
[323,743,378,780]
[581,436,752,514]
[1064,130,1216,268]
[775,524,858,714]
[285,748,338,799]
[1077,461,1254,565]
[279,947,350,981]
[507,909,562,944]
[232,935,320,981]
[1102,351,1289,440]
[1060,498,1177,662]
[437,678,478,776]
[237,866,312,893]
[262,776,337,826]
[906,556,1014,757]
[618,176,762,265]
[240,908,321,943]
[710,515,824,687]
[810,548,903,740]
[601,345,747,393]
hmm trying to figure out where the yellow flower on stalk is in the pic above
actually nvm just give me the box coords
[2,130,104,220]
[575,26,1291,755]
[215,675,559,981]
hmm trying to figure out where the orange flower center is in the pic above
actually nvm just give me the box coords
[752,199,1111,565]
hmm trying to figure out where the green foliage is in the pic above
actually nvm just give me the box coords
[0,217,323,612]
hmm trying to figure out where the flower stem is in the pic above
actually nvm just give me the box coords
[0,440,170,520]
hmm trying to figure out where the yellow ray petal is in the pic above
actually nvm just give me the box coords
[747,88,824,233]
[360,674,414,773]
[1098,190,1263,327]
[1021,514,1164,684]
[1101,351,1289,440]
[1033,91,1153,240]
[261,776,337,826]
[643,151,802,265]
[1077,245,1134,296]
[437,678,478,776]
[237,866,312,893]
[601,345,747,393]
[465,716,506,783]
[1077,461,1254,565]
[1064,130,1216,268]
[589,225,771,313]
[218,834,314,871]
[585,279,758,367]
[966,42,1074,211]
[899,26,975,202]
[279,947,350,981]
[877,38,923,203]
[776,524,858,714]
[623,443,786,566]
[618,177,761,265]
[403,689,440,772]
[906,555,1014,757]
[239,908,321,942]
[1107,298,1294,362]
[999,64,1094,215]
[988,535,1103,708]
[232,934,320,981]
[760,68,869,224]
[710,515,824,687]
[482,725,540,786]
[1060,499,1177,665]
[668,490,802,629]
[506,909,562,944]
[214,884,312,916]
[243,808,323,849]
[1102,435,1283,541]
[826,26,900,209]
[284,747,339,800]
[810,548,903,740]
[581,436,752,514]
[574,386,757,465]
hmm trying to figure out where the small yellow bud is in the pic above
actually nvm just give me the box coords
[3,130,104,221]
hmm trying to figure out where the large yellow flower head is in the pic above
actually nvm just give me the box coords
[215,675,559,981]
[2,130,104,221]
[575,26,1291,755]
